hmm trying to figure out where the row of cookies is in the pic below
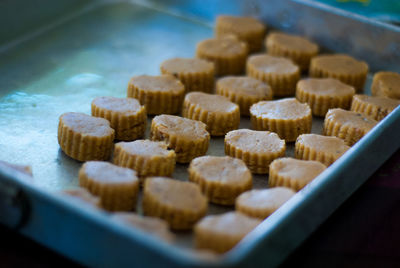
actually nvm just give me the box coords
[128,66,398,128]
[215,15,400,102]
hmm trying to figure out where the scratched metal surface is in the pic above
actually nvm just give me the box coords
[0,0,376,252]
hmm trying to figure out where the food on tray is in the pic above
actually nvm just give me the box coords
[215,76,273,116]
[295,134,350,166]
[79,161,139,211]
[351,94,400,121]
[182,92,240,136]
[196,36,248,76]
[188,156,252,205]
[127,74,185,115]
[58,112,114,161]
[62,188,101,209]
[247,54,300,96]
[112,212,175,242]
[371,71,400,100]
[324,108,378,146]
[0,160,33,177]
[250,98,312,142]
[296,78,355,116]
[160,57,215,93]
[113,140,176,181]
[215,15,266,53]
[142,177,208,230]
[91,96,146,141]
[150,115,210,163]
[268,158,326,191]
[235,187,296,219]
[265,32,319,71]
[309,54,369,92]
[225,129,286,174]
[194,212,261,253]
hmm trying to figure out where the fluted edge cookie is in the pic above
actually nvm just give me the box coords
[266,32,319,71]
[188,156,252,205]
[182,92,240,136]
[250,98,312,142]
[236,187,296,219]
[127,74,185,115]
[295,134,350,166]
[225,129,286,174]
[62,188,101,209]
[91,96,146,141]
[0,160,33,178]
[247,54,300,96]
[351,94,400,121]
[196,36,248,76]
[216,76,273,116]
[296,78,355,116]
[309,54,369,92]
[160,57,215,93]
[113,140,176,181]
[194,212,261,253]
[371,71,400,99]
[142,177,208,230]
[150,115,210,163]
[79,161,139,211]
[215,15,266,53]
[112,212,175,242]
[58,112,115,162]
[268,158,326,191]
[323,108,378,146]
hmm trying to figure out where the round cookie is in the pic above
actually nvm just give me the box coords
[225,129,286,174]
[91,96,146,141]
[112,212,175,242]
[150,115,210,163]
[296,78,355,116]
[215,15,266,53]
[266,32,319,71]
[194,212,261,254]
[160,57,215,93]
[188,156,252,205]
[127,74,185,115]
[324,108,378,146]
[351,94,400,121]
[79,161,139,211]
[62,188,101,209]
[196,36,248,76]
[0,160,32,177]
[309,54,369,92]
[268,158,326,191]
[142,177,208,230]
[371,71,400,100]
[247,54,300,96]
[295,134,350,166]
[113,140,176,181]
[182,92,240,136]
[58,112,114,162]
[216,76,273,116]
[250,98,312,142]
[235,187,296,219]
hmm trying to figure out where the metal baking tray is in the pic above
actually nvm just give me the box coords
[1,0,399,267]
